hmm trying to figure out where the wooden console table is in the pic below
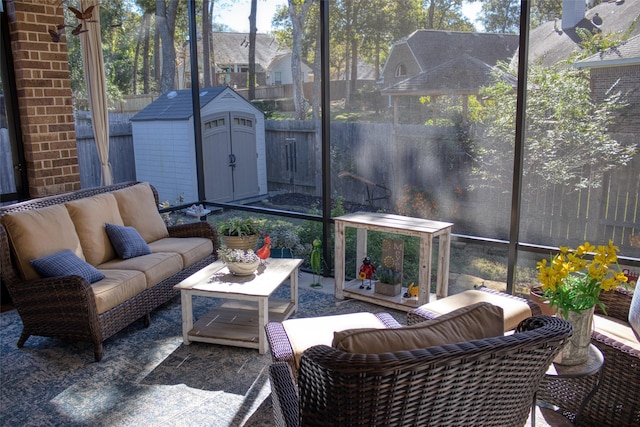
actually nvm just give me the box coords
[334,212,453,312]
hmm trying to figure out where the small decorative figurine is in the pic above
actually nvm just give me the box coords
[358,256,376,290]
[310,239,322,288]
[403,282,419,298]
[256,236,271,265]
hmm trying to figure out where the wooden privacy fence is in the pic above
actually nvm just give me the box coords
[266,120,639,256]
[7,119,637,255]
[75,122,136,188]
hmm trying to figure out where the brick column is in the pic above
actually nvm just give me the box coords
[6,0,80,197]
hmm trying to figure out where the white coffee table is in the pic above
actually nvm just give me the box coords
[174,258,303,354]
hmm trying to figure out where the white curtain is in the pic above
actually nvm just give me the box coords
[79,0,112,185]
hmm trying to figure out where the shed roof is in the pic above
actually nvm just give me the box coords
[382,54,517,95]
[131,86,253,121]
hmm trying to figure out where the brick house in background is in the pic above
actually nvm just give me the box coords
[574,34,640,140]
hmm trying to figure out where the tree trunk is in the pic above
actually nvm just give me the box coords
[143,13,151,93]
[203,0,212,87]
[248,0,257,99]
[156,0,179,93]
[288,0,312,120]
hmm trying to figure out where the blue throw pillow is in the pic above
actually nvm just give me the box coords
[30,249,105,283]
[105,223,151,259]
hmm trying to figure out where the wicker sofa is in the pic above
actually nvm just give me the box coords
[537,287,640,426]
[0,182,218,361]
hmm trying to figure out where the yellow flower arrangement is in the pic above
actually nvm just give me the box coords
[536,240,628,318]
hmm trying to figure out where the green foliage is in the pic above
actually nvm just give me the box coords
[571,28,626,61]
[263,222,303,252]
[216,217,260,237]
[471,61,636,195]
[376,266,401,284]
[478,0,520,34]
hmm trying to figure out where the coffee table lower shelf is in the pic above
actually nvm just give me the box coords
[187,298,295,350]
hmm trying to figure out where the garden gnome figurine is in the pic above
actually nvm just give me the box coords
[359,256,376,289]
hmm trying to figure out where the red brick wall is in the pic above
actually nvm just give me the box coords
[6,0,80,197]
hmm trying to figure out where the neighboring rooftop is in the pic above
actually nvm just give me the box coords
[212,32,283,70]
[527,0,640,66]
[382,54,517,95]
[574,33,640,68]
[395,30,519,73]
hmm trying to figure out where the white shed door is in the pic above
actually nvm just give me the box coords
[202,112,258,202]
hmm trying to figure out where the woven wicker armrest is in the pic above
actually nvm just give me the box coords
[406,305,440,325]
[11,275,94,308]
[269,362,300,427]
[265,321,296,369]
[167,222,218,243]
[11,275,100,348]
[374,312,403,328]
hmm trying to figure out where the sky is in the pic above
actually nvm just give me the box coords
[214,0,483,33]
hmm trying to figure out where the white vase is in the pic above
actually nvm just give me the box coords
[554,306,595,366]
[225,260,260,276]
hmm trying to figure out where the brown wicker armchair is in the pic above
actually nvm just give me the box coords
[269,315,572,427]
[537,288,640,426]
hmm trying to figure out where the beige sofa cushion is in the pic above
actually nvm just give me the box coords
[2,205,84,281]
[416,289,532,331]
[98,252,183,289]
[112,183,168,243]
[65,193,124,266]
[91,269,147,314]
[593,314,640,352]
[148,237,213,268]
[282,312,389,369]
[333,302,504,354]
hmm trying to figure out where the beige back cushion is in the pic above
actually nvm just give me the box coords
[333,302,504,354]
[421,289,532,331]
[112,182,168,243]
[65,193,124,266]
[2,204,84,280]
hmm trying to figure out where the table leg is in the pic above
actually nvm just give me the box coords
[290,267,299,314]
[258,296,268,354]
[418,234,433,305]
[334,221,346,299]
[181,291,193,345]
[436,231,451,299]
[575,360,605,424]
[355,228,367,278]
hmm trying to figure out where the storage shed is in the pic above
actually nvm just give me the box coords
[131,86,267,205]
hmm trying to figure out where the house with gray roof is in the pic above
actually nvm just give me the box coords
[379,30,518,123]
[379,30,518,91]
